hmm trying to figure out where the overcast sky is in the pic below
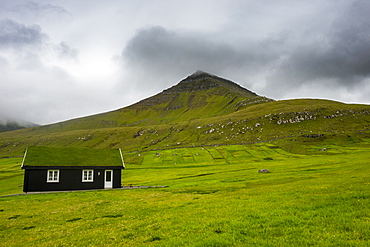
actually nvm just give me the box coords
[1,0,369,125]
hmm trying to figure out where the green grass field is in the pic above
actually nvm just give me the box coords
[1,142,369,246]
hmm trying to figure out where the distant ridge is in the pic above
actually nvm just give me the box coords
[0,120,38,133]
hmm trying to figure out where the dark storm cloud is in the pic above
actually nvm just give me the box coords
[122,0,370,99]
[326,0,370,80]
[125,26,284,70]
[0,19,47,48]
[122,26,237,73]
[121,26,281,91]
[267,0,370,90]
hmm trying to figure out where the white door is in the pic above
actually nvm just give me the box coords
[104,170,113,189]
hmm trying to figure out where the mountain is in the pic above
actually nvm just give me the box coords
[37,71,273,132]
[0,120,38,133]
[0,71,369,157]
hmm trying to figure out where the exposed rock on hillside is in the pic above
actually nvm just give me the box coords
[258,169,270,173]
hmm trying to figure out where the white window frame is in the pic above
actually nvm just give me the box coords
[82,169,94,182]
[47,170,59,183]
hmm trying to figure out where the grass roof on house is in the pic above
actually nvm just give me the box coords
[22,146,124,167]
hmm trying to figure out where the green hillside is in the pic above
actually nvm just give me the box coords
[0,99,369,158]
[0,71,369,157]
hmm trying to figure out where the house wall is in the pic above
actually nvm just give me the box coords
[23,168,122,192]
[113,169,121,188]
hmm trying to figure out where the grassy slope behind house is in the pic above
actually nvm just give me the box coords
[0,158,24,196]
[1,142,369,246]
[0,99,369,158]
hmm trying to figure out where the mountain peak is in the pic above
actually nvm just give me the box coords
[182,70,215,82]
[190,70,210,77]
[120,71,272,125]
[171,71,257,97]
[128,71,268,114]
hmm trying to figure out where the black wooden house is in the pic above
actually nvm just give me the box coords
[21,146,125,192]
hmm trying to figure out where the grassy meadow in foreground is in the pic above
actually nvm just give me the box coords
[1,143,370,246]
